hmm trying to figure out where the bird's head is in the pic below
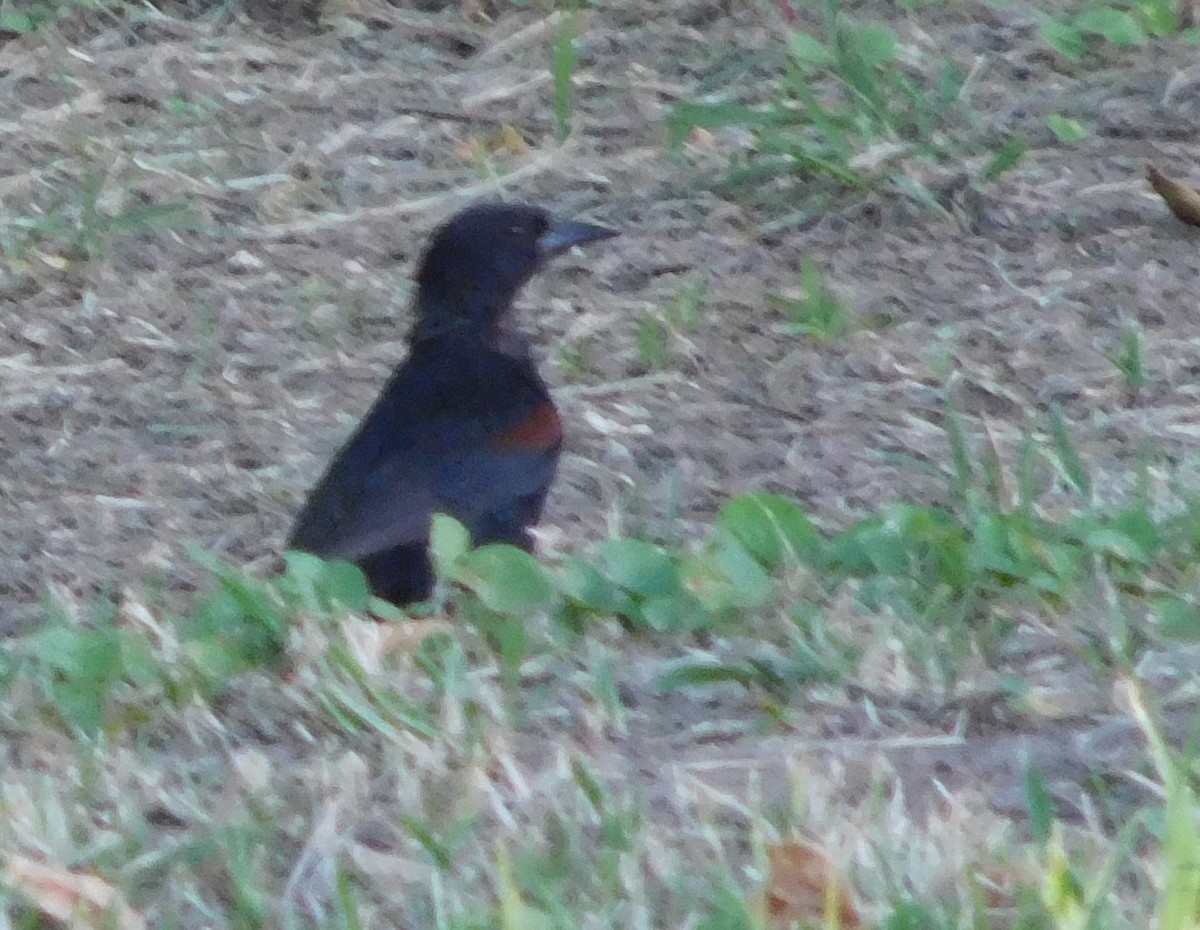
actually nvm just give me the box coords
[412,202,617,341]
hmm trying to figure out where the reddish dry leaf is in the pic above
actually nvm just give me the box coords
[765,842,862,929]
[4,852,145,930]
[453,126,529,161]
[1146,165,1200,227]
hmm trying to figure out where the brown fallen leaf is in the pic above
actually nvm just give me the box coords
[3,852,145,930]
[1147,165,1200,226]
[764,842,862,929]
[454,125,530,161]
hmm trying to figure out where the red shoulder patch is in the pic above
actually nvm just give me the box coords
[490,402,563,452]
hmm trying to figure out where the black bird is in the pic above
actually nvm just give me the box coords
[287,202,618,605]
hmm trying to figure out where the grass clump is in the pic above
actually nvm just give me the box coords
[8,402,1200,926]
[669,0,1005,214]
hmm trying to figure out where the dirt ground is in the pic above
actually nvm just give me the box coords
[2,0,1200,903]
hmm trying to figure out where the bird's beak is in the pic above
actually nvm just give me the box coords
[537,217,619,258]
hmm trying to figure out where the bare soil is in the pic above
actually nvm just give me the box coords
[2,0,1200,906]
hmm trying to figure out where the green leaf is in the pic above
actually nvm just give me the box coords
[983,137,1026,181]
[656,660,757,691]
[717,492,821,569]
[283,549,328,599]
[597,539,679,598]
[788,32,835,68]
[33,627,121,682]
[638,594,689,632]
[51,680,106,735]
[833,519,910,576]
[119,632,160,687]
[0,12,36,32]
[468,602,530,670]
[1024,760,1055,846]
[551,8,577,142]
[847,23,898,68]
[399,815,455,870]
[1073,7,1146,46]
[454,544,553,615]
[936,59,965,106]
[185,636,252,686]
[1139,0,1179,36]
[319,560,372,611]
[220,572,287,636]
[431,513,472,579]
[710,534,776,607]
[1046,114,1087,144]
[1048,404,1091,497]
[970,512,1022,578]
[1156,596,1200,642]
[188,577,286,669]
[1160,780,1200,929]
[555,557,633,614]
[1038,16,1088,61]
[29,627,125,735]
[665,100,783,148]
[283,551,371,611]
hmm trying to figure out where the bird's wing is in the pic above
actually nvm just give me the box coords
[287,348,559,563]
[286,432,423,563]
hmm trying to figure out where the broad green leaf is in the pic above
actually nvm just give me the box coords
[717,492,821,568]
[119,632,160,687]
[472,604,529,669]
[430,513,472,578]
[319,560,372,611]
[1156,596,1200,642]
[1073,7,1146,46]
[936,59,965,105]
[283,551,371,611]
[185,636,253,684]
[1140,0,1178,36]
[283,549,328,599]
[51,680,106,735]
[1113,508,1161,555]
[683,535,775,613]
[788,31,835,68]
[556,557,633,614]
[848,23,898,67]
[847,521,910,575]
[983,137,1026,181]
[710,534,776,607]
[0,12,35,32]
[1046,114,1087,144]
[218,572,287,637]
[1037,17,1087,61]
[638,594,689,632]
[969,512,1022,577]
[454,544,553,615]
[33,627,120,681]
[1082,528,1151,565]
[597,539,679,598]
